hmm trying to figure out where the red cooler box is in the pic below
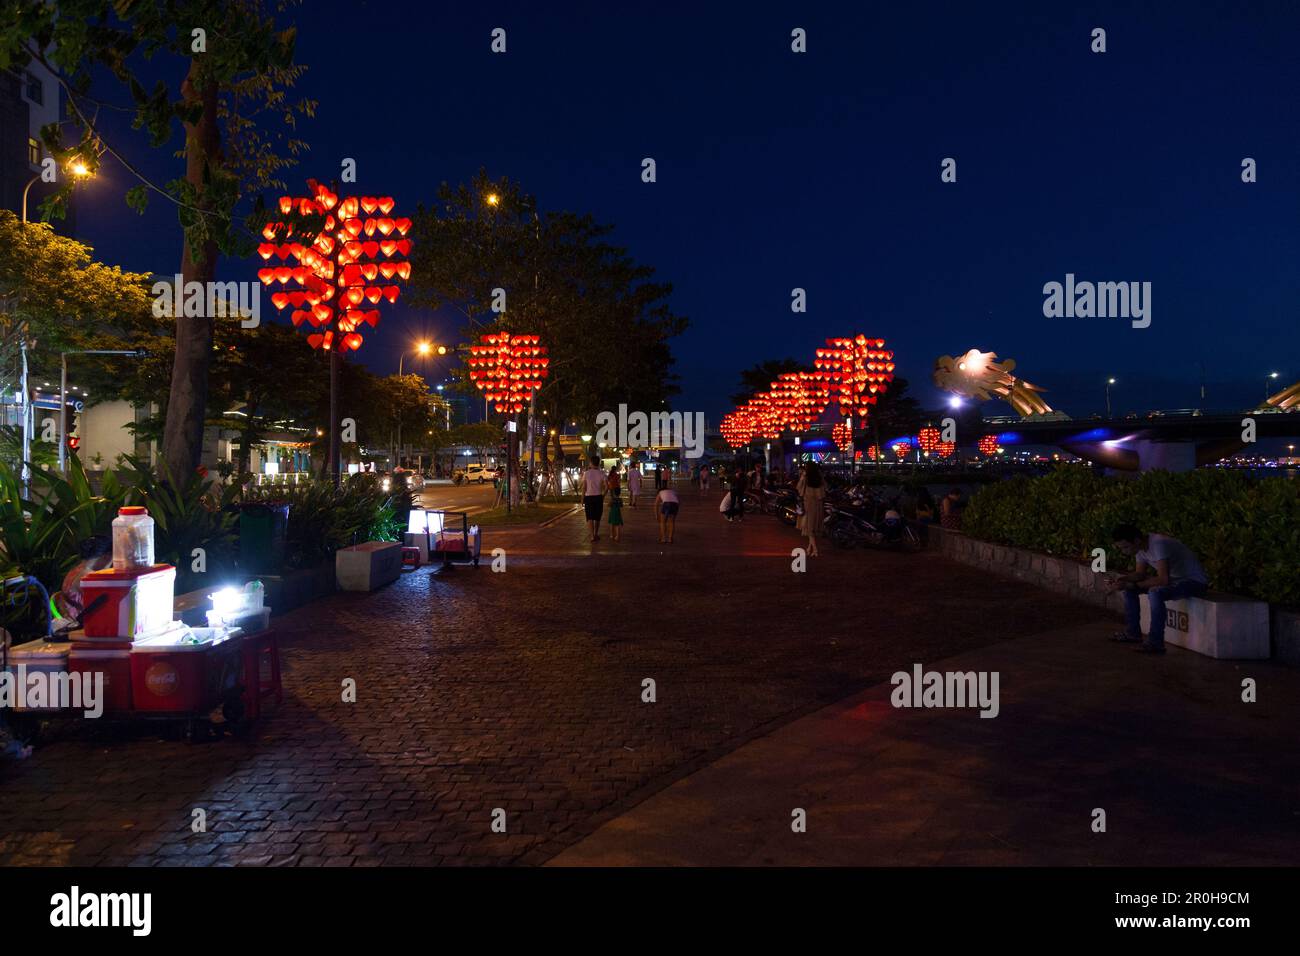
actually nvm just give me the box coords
[68,638,134,714]
[130,629,243,714]
[81,564,176,639]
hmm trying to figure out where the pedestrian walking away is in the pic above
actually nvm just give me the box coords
[582,455,607,541]
[727,466,748,520]
[607,470,624,542]
[627,462,642,507]
[798,461,826,557]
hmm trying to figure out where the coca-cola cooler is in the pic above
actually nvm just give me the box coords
[130,628,244,715]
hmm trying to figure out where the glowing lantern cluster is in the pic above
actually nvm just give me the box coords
[978,435,1000,456]
[917,426,941,454]
[257,180,412,352]
[467,332,550,414]
[725,332,894,444]
[720,410,754,449]
[892,441,911,460]
[815,335,895,419]
[936,440,956,459]
[745,393,781,440]
[832,422,853,452]
[779,372,831,432]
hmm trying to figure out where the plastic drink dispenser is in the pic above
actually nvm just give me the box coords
[112,506,155,570]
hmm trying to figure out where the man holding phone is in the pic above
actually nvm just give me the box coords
[1105,523,1209,654]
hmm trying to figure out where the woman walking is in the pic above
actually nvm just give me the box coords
[797,461,827,557]
[607,465,624,542]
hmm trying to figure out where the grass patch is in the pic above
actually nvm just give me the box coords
[472,501,580,527]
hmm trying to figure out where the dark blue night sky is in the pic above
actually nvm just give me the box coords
[70,1,1300,423]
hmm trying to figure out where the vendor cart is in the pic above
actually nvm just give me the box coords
[425,510,482,568]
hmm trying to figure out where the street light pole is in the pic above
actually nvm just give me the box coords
[1265,372,1280,402]
[17,173,41,493]
[1106,378,1116,418]
[396,341,439,469]
[18,162,93,490]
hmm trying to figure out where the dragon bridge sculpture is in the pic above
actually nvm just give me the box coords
[932,349,1054,418]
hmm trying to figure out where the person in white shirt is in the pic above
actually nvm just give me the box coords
[1106,523,1209,654]
[582,455,607,541]
[627,462,643,507]
[655,485,680,544]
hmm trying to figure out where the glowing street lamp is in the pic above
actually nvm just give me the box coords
[1106,377,1116,417]
[1265,371,1280,401]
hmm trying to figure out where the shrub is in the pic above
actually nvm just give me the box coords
[244,475,412,570]
[962,467,1300,605]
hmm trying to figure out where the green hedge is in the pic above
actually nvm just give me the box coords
[962,467,1300,605]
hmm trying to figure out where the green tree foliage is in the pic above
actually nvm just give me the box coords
[962,467,1300,604]
[450,422,502,464]
[0,212,157,398]
[869,376,924,441]
[1,1,315,482]
[729,358,811,406]
[408,170,687,462]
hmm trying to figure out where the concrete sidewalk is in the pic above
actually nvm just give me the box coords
[550,619,1300,866]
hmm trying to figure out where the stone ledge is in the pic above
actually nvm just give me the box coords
[928,525,1284,660]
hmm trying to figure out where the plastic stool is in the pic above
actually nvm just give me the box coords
[240,629,282,721]
[401,546,422,568]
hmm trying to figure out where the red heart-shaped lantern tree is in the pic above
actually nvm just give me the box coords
[257,180,411,353]
[467,332,550,414]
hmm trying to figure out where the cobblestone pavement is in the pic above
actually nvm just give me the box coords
[0,488,1107,866]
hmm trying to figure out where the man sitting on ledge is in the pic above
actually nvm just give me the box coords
[1105,523,1209,655]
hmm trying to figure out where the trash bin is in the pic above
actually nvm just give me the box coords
[239,502,290,574]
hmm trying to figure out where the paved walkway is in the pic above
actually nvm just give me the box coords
[551,619,1300,865]
[2,485,1290,866]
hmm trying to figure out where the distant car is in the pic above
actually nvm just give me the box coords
[392,469,423,490]
[454,463,498,485]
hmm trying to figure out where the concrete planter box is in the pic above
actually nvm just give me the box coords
[336,541,402,592]
[930,525,1280,660]
[1139,593,1270,660]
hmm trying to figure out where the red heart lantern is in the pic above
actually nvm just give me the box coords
[260,180,411,359]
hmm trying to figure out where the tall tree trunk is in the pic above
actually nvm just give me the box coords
[161,61,221,485]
